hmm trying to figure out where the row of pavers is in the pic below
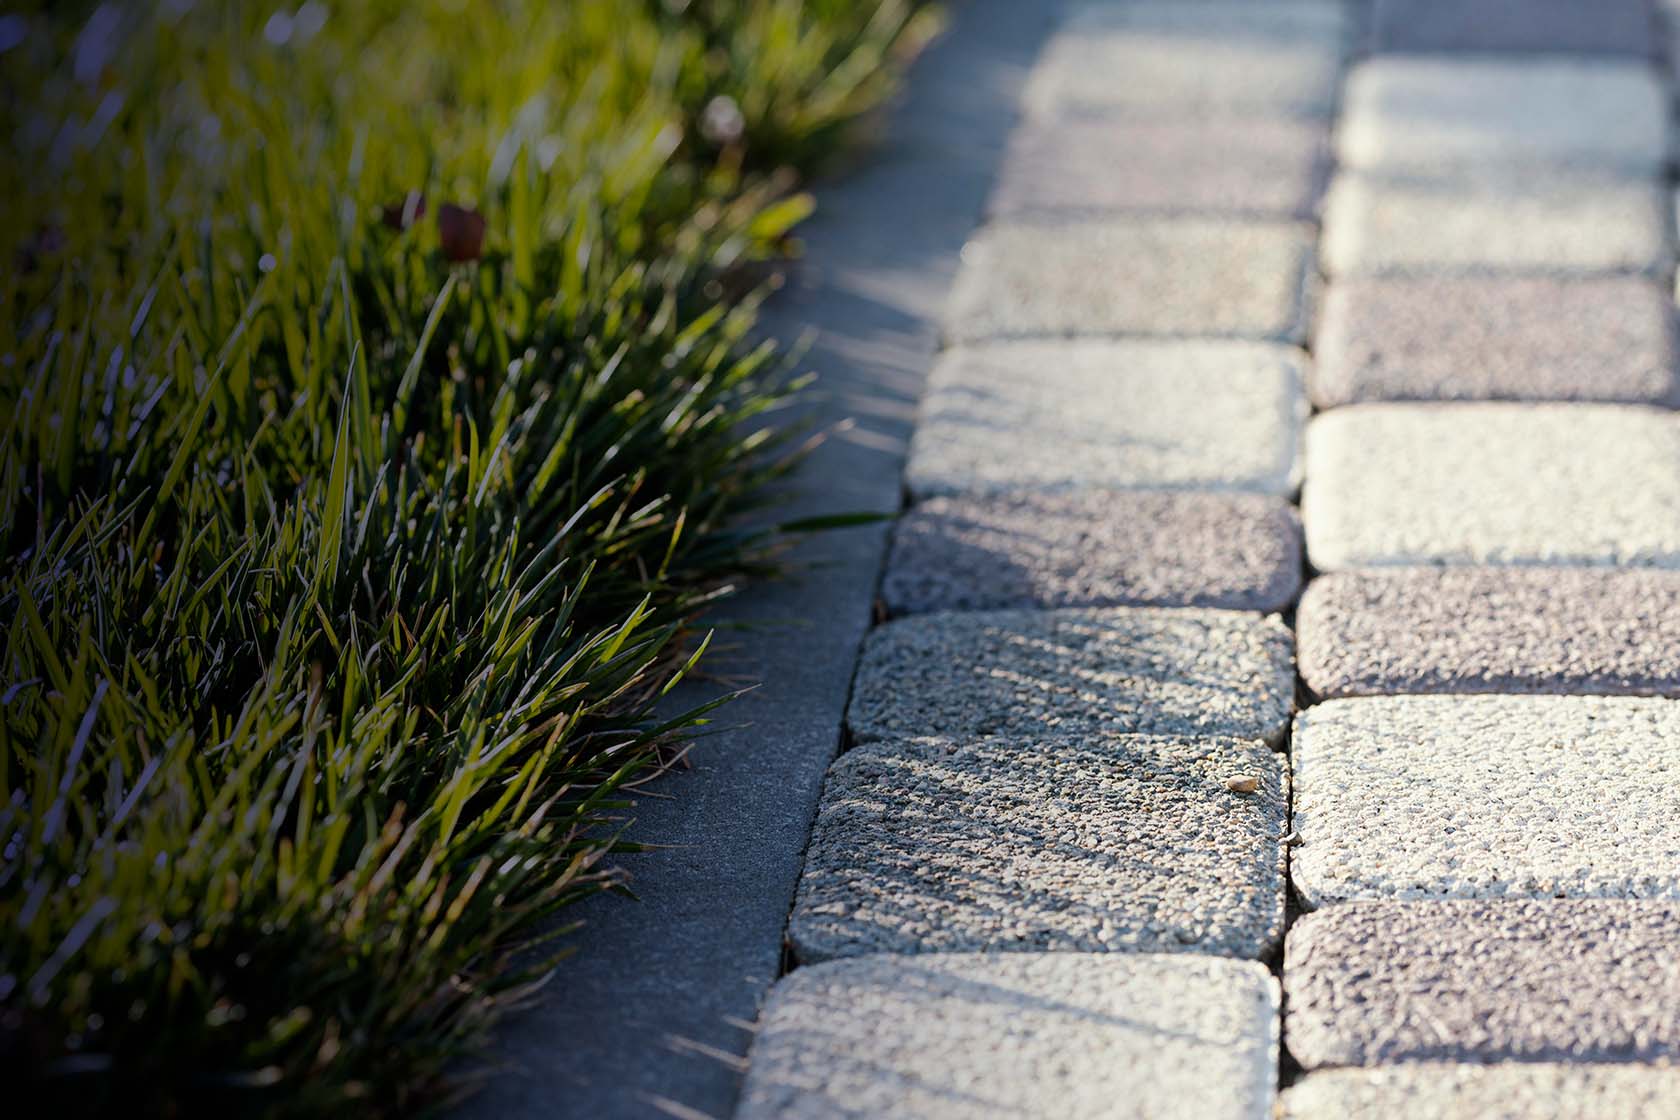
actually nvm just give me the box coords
[738,2,1345,1115]
[1285,0,1680,1114]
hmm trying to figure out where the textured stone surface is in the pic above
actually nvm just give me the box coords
[1371,0,1661,56]
[1285,900,1680,1069]
[945,218,1316,342]
[789,735,1285,962]
[1025,3,1347,119]
[906,341,1306,499]
[1282,1065,1680,1120]
[1312,275,1679,406]
[1291,696,1680,908]
[739,953,1279,1120]
[848,607,1295,745]
[991,116,1328,217]
[1298,568,1680,698]
[1339,58,1667,175]
[1301,404,1680,569]
[1321,171,1669,276]
[883,491,1302,616]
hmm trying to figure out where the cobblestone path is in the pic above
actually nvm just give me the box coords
[733,1,1680,1116]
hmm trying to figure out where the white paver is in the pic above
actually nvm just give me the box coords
[737,953,1279,1120]
[1283,1064,1680,1120]
[906,340,1306,499]
[1291,695,1680,908]
[1301,403,1680,569]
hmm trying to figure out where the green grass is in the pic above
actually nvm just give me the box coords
[0,1,934,1113]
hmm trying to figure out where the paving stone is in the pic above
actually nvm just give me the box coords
[847,607,1295,745]
[882,491,1302,616]
[1320,171,1670,276]
[738,953,1279,1120]
[789,734,1285,963]
[1285,899,1680,1069]
[990,116,1329,218]
[1339,58,1667,175]
[1371,0,1661,56]
[1298,568,1680,698]
[947,218,1316,343]
[1312,275,1680,407]
[906,341,1306,499]
[1301,403,1680,569]
[1025,3,1347,119]
[1282,1064,1680,1120]
[1291,695,1680,908]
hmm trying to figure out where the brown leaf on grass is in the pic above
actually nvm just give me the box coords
[437,203,486,262]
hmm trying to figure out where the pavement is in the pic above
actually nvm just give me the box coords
[471,1,1680,1116]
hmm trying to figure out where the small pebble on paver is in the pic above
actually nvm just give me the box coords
[1298,568,1680,698]
[906,341,1305,499]
[1320,171,1669,276]
[789,734,1286,963]
[882,490,1302,616]
[1339,58,1667,175]
[1301,403,1680,570]
[1291,695,1680,908]
[990,117,1329,218]
[1285,899,1680,1069]
[945,218,1316,343]
[1371,0,1660,56]
[1282,1064,1680,1120]
[1025,2,1347,119]
[737,953,1278,1120]
[847,606,1295,746]
[1312,275,1679,407]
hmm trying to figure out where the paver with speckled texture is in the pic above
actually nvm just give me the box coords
[1285,900,1680,1068]
[789,734,1285,963]
[1282,1065,1680,1120]
[738,953,1279,1120]
[847,607,1296,746]
[883,491,1301,616]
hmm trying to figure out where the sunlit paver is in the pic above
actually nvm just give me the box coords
[1285,900,1680,1068]
[789,734,1285,962]
[1370,0,1660,56]
[738,953,1278,1120]
[1301,404,1680,569]
[1339,58,1667,175]
[991,117,1328,217]
[1025,2,1347,119]
[1282,1065,1680,1120]
[1298,568,1680,698]
[945,219,1316,342]
[1291,695,1680,908]
[1312,275,1678,406]
[1320,171,1669,276]
[847,607,1295,745]
[883,490,1301,615]
[907,341,1305,499]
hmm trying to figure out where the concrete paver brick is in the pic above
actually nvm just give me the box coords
[1370,0,1661,57]
[1282,1065,1680,1120]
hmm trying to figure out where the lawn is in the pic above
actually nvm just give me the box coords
[0,1,931,1113]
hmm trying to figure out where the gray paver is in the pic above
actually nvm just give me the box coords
[906,341,1306,499]
[1312,275,1679,407]
[1285,900,1680,1069]
[990,117,1328,218]
[882,490,1302,616]
[1301,404,1680,570]
[847,607,1296,745]
[1298,568,1680,698]
[1371,0,1660,56]
[738,953,1279,1120]
[1025,3,1347,119]
[1291,695,1680,908]
[945,218,1316,342]
[1282,1065,1680,1120]
[789,734,1286,963]
[1320,171,1670,276]
[1339,58,1668,175]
